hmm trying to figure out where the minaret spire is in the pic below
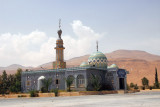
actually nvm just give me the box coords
[96,41,98,52]
[57,19,62,39]
[59,19,61,29]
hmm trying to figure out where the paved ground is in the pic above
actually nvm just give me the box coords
[0,91,160,107]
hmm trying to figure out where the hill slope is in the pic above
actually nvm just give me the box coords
[106,50,160,61]
[0,64,33,74]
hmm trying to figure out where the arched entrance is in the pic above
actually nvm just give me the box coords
[67,75,75,87]
[37,76,45,91]
[77,75,85,88]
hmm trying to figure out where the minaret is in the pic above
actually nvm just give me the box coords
[53,19,66,69]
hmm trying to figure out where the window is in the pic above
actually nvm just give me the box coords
[55,79,59,84]
[26,81,31,86]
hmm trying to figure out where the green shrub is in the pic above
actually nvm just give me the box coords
[10,86,18,93]
[50,89,54,92]
[154,83,160,89]
[41,87,47,93]
[134,84,139,90]
[142,86,145,90]
[90,74,102,91]
[29,90,38,97]
[141,77,149,88]
[51,89,60,96]
[18,95,27,98]
[130,83,135,88]
[54,89,59,96]
[149,86,152,90]
[127,84,130,90]
[41,78,52,92]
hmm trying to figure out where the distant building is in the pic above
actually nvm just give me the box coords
[21,23,128,92]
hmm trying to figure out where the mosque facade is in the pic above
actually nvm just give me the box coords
[21,24,128,92]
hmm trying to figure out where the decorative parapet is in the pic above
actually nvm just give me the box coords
[22,66,108,74]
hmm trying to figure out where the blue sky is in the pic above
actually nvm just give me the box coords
[0,0,160,67]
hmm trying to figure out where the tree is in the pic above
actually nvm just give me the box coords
[41,78,52,92]
[141,77,149,88]
[0,75,2,84]
[9,68,22,93]
[15,68,22,81]
[90,74,102,91]
[66,77,74,92]
[154,67,159,88]
[15,68,22,92]
[0,75,2,94]
[2,70,7,82]
[1,70,8,94]
[0,68,22,94]
[8,74,16,92]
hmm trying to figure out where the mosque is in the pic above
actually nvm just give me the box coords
[21,22,128,92]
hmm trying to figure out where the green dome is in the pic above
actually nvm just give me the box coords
[88,51,107,68]
[80,62,89,67]
[109,64,118,68]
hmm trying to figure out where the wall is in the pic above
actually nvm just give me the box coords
[86,69,106,91]
[21,71,66,92]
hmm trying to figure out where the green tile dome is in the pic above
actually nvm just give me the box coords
[88,51,107,68]
[80,62,89,67]
[109,64,118,68]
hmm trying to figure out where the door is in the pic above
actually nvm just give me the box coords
[119,78,125,89]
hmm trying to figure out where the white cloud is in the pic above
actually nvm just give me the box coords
[0,20,103,67]
[0,30,53,67]
[64,20,103,59]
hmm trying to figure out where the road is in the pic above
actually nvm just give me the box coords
[0,91,160,107]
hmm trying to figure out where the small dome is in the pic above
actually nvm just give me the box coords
[109,64,118,68]
[88,51,107,68]
[80,62,89,67]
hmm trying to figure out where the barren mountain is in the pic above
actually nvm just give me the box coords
[1,50,160,86]
[0,64,33,74]
[106,50,160,61]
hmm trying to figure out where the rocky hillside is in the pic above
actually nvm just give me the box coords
[0,64,33,74]
[106,50,160,61]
